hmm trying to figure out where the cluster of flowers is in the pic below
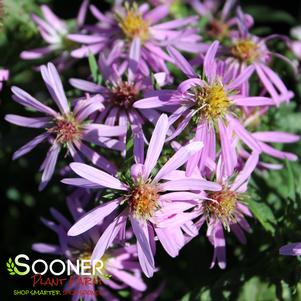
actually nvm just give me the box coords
[3,0,301,299]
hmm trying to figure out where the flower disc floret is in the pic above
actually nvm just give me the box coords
[127,181,159,220]
[231,39,260,63]
[117,3,150,42]
[48,114,82,144]
[192,82,230,121]
[205,187,238,229]
[111,82,139,109]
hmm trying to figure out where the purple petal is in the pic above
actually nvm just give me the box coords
[76,0,89,28]
[218,119,234,177]
[74,142,117,175]
[68,199,120,236]
[20,46,53,60]
[128,37,141,82]
[144,5,169,24]
[41,5,66,33]
[69,163,127,190]
[231,152,259,191]
[69,78,105,93]
[226,65,255,90]
[279,243,301,256]
[178,78,204,93]
[130,217,155,278]
[82,124,127,138]
[91,213,127,262]
[12,133,49,160]
[227,115,261,152]
[109,269,146,291]
[259,141,297,161]
[167,46,196,78]
[41,63,69,114]
[32,243,61,254]
[5,115,51,128]
[252,132,299,143]
[204,41,219,82]
[11,86,57,116]
[233,96,275,107]
[143,114,169,179]
[155,227,180,257]
[154,141,203,181]
[159,178,221,192]
[39,143,61,191]
[61,177,100,189]
[68,34,106,44]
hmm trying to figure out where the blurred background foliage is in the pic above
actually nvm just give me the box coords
[0,0,301,300]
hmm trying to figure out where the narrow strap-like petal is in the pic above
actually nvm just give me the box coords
[231,152,259,191]
[69,162,127,190]
[167,46,197,78]
[204,41,219,83]
[154,141,203,182]
[159,178,221,192]
[41,63,69,114]
[128,37,141,82]
[252,131,300,143]
[91,212,127,262]
[12,132,49,160]
[68,199,120,236]
[39,143,61,191]
[69,78,105,93]
[143,114,169,179]
[130,217,155,278]
[11,86,57,116]
[5,115,51,128]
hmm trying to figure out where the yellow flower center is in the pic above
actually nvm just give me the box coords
[205,187,238,230]
[118,4,150,42]
[231,39,259,63]
[128,182,159,219]
[192,83,230,121]
[48,114,81,144]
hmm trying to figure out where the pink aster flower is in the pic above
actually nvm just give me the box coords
[194,152,259,269]
[134,41,275,177]
[68,2,203,74]
[33,193,147,301]
[225,8,294,104]
[0,68,9,91]
[280,243,301,256]
[20,1,89,70]
[5,63,126,190]
[70,52,167,159]
[190,0,254,41]
[64,114,221,277]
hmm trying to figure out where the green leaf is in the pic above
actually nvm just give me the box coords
[246,199,276,235]
[285,159,296,202]
[181,293,191,301]
[118,290,130,298]
[88,51,102,84]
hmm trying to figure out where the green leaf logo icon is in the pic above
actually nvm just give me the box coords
[6,258,22,276]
